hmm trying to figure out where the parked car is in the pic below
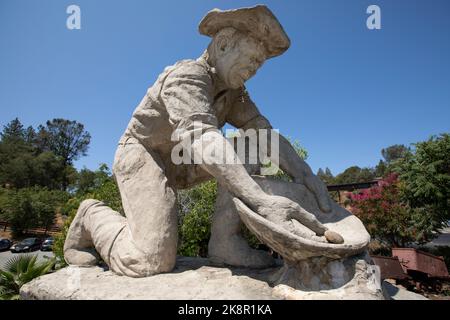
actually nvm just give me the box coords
[10,238,43,253]
[40,237,54,251]
[0,238,12,251]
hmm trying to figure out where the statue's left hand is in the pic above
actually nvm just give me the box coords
[294,174,332,213]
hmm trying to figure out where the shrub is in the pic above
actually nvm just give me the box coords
[0,255,55,300]
[177,180,217,257]
[177,180,263,257]
[394,133,450,227]
[0,187,68,237]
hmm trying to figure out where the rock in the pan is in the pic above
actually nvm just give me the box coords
[324,230,345,244]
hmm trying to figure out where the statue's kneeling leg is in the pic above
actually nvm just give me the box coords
[208,183,276,268]
[65,141,178,278]
[64,199,108,266]
[111,142,178,277]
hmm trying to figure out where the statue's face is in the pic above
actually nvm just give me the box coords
[214,36,266,89]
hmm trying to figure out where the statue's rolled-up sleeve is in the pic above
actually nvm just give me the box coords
[161,62,218,141]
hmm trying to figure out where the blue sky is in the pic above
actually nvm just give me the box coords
[1,0,449,176]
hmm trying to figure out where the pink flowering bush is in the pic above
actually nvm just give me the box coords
[347,173,434,247]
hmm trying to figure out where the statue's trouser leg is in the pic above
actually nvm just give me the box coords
[65,142,178,278]
[80,200,127,266]
[108,142,178,277]
[64,199,120,267]
[208,182,275,268]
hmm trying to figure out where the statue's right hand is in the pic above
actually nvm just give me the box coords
[255,194,343,244]
[256,195,317,229]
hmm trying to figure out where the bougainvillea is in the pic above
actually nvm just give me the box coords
[347,173,438,247]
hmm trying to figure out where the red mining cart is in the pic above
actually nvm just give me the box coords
[392,248,450,292]
[370,255,410,281]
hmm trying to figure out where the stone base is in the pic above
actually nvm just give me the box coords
[381,281,428,300]
[269,253,384,299]
[20,256,392,300]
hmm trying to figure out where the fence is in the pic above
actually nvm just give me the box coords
[0,221,61,236]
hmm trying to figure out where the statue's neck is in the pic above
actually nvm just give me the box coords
[197,50,228,92]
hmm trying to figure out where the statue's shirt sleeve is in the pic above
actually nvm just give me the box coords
[161,61,218,141]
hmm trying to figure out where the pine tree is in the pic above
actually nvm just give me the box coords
[0,118,25,143]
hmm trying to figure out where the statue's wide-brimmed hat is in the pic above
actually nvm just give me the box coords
[199,5,290,59]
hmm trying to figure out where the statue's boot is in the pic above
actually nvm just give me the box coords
[208,183,276,268]
[64,199,126,267]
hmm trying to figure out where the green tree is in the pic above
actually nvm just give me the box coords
[0,119,33,188]
[36,119,91,190]
[0,118,26,144]
[1,188,38,234]
[333,166,376,184]
[73,163,111,196]
[374,160,388,178]
[29,152,66,189]
[317,167,335,185]
[0,118,74,190]
[0,187,67,236]
[394,133,450,226]
[381,144,410,164]
[0,255,55,300]
[0,144,31,188]
[24,126,37,145]
[74,168,97,195]
[0,188,8,220]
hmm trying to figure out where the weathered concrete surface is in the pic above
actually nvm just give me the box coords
[21,257,392,300]
[382,281,428,300]
[21,257,278,300]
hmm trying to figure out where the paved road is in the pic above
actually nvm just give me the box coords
[0,250,54,268]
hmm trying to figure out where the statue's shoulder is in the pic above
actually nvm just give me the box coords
[165,58,211,79]
[152,58,212,94]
